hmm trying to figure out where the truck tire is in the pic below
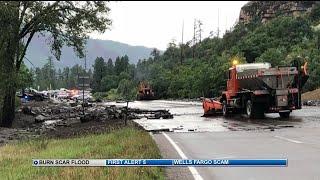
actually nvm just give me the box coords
[246,100,264,119]
[279,112,290,118]
[246,100,253,118]
[222,100,229,117]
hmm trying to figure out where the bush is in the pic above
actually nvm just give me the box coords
[107,88,121,101]
[93,92,108,101]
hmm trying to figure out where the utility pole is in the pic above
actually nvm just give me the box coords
[197,20,203,43]
[225,15,227,34]
[193,19,202,59]
[48,56,53,98]
[193,19,196,59]
[180,20,184,64]
[82,53,87,116]
[217,8,220,38]
[77,64,79,86]
[79,50,90,123]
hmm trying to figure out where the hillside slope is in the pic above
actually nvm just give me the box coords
[24,35,157,69]
[302,88,320,101]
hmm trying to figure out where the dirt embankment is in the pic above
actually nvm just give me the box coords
[302,88,320,106]
[302,88,320,101]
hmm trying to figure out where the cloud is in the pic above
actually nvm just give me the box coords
[90,1,248,50]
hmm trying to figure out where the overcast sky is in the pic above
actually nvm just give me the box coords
[90,1,248,50]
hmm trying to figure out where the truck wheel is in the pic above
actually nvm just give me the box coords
[222,100,229,117]
[279,112,290,118]
[246,100,253,118]
[246,100,264,119]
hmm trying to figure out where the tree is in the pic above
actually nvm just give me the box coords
[101,75,118,92]
[42,56,56,90]
[105,58,114,75]
[239,16,312,63]
[117,79,136,125]
[150,48,160,60]
[70,64,84,89]
[0,1,111,127]
[114,55,129,75]
[92,57,106,92]
[16,63,33,90]
[114,56,121,75]
[256,47,287,66]
[309,3,320,24]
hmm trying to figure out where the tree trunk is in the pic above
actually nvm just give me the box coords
[0,2,21,127]
[0,35,18,128]
[1,85,16,127]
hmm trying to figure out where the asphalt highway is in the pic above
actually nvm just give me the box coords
[110,100,320,180]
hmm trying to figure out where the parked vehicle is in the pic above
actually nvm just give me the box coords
[202,60,309,118]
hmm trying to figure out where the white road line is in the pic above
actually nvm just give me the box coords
[162,132,204,180]
[274,135,303,144]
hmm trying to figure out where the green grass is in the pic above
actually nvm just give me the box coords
[0,127,165,180]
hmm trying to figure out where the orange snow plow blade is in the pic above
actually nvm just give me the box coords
[202,98,223,116]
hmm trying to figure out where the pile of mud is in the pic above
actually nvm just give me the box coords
[0,99,173,146]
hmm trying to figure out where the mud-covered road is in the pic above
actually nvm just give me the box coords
[108,100,320,132]
[2,100,319,179]
[111,100,320,180]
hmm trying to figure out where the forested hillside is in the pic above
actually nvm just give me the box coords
[132,2,320,99]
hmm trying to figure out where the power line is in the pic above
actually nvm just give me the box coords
[217,8,220,38]
[193,18,196,59]
[180,20,184,64]
[24,56,36,69]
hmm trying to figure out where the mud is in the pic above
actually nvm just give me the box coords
[0,99,174,146]
[2,99,319,146]
[128,100,320,133]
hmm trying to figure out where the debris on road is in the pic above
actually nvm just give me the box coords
[303,100,320,106]
[129,109,173,119]
[20,99,174,126]
[1,98,175,146]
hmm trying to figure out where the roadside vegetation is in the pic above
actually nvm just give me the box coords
[0,127,164,180]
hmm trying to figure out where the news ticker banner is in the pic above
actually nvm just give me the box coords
[33,159,287,167]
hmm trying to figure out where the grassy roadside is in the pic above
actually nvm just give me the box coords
[0,127,165,180]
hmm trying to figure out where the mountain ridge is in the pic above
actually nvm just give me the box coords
[24,35,158,69]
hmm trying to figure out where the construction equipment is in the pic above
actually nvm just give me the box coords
[202,60,309,118]
[137,81,156,100]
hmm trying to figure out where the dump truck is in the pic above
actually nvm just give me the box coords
[203,60,309,118]
[137,81,156,100]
